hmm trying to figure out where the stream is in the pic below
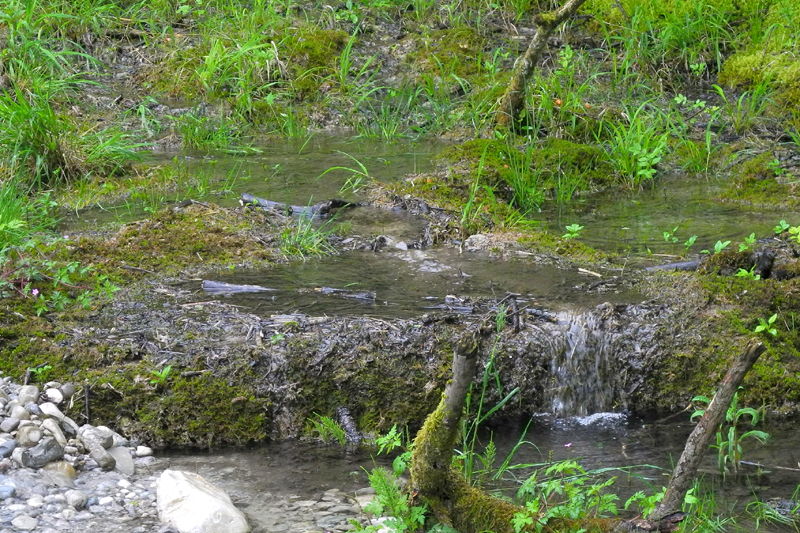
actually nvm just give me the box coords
[63,137,800,531]
[163,415,800,533]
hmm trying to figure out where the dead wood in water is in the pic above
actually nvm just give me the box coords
[649,340,766,520]
[239,193,362,217]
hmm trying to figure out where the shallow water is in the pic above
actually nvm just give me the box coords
[543,172,800,256]
[188,245,640,319]
[165,416,800,532]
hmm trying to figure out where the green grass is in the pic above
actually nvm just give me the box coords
[279,215,337,260]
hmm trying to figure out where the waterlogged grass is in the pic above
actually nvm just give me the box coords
[279,215,338,260]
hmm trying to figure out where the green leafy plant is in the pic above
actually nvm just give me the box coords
[307,413,346,446]
[738,232,756,252]
[774,220,791,234]
[563,224,584,239]
[26,364,53,383]
[663,227,679,244]
[684,235,697,253]
[702,240,732,254]
[149,365,172,385]
[353,467,427,533]
[735,266,760,281]
[515,460,620,531]
[691,388,770,476]
[754,313,778,336]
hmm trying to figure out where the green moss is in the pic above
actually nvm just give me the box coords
[406,28,486,79]
[718,0,800,104]
[638,271,800,414]
[285,28,349,98]
[717,151,800,207]
[68,204,278,278]
[517,231,609,264]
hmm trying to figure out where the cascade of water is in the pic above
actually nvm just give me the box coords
[548,307,622,417]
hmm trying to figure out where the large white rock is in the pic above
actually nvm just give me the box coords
[157,470,250,533]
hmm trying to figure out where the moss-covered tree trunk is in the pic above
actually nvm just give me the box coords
[410,328,765,532]
[409,328,619,533]
[495,0,589,129]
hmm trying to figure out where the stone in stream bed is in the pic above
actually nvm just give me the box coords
[16,424,43,447]
[157,469,250,533]
[18,437,64,468]
[0,417,20,433]
[0,438,16,458]
[108,445,135,475]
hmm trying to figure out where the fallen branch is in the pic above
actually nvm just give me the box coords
[649,340,766,520]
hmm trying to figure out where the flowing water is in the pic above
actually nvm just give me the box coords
[163,416,800,532]
[65,137,800,530]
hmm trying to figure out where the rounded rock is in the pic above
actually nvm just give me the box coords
[59,383,77,399]
[24,402,42,417]
[10,405,31,421]
[65,489,88,509]
[44,388,64,405]
[11,514,38,531]
[17,425,43,447]
[0,485,15,499]
[0,417,20,433]
[17,385,39,405]
[134,445,153,457]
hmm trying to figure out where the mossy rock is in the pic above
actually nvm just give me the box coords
[68,204,278,278]
[718,151,800,207]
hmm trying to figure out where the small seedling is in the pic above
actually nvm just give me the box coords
[563,223,584,239]
[790,226,800,244]
[27,364,52,382]
[714,240,731,254]
[738,233,756,252]
[663,227,678,244]
[774,220,790,234]
[754,314,778,336]
[270,333,285,344]
[684,235,697,252]
[735,266,760,281]
[150,365,172,384]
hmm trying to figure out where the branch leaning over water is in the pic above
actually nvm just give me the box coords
[649,340,766,520]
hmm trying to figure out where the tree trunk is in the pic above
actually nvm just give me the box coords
[495,0,589,129]
[409,327,620,533]
[649,340,766,520]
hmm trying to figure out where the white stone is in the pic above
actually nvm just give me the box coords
[135,445,153,457]
[11,514,38,530]
[27,496,45,507]
[44,388,64,405]
[118,479,132,489]
[17,385,39,405]
[65,489,88,509]
[108,446,135,475]
[38,402,65,421]
[41,418,67,445]
[99,496,115,505]
[157,470,250,533]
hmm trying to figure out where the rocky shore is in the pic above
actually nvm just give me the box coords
[0,373,380,533]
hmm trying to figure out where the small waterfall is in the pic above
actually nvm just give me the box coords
[548,305,624,417]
